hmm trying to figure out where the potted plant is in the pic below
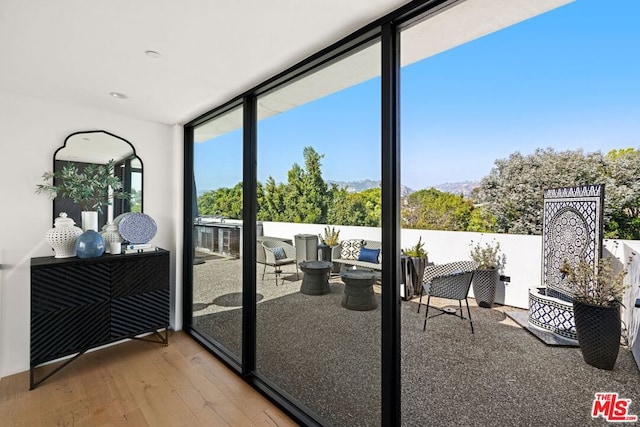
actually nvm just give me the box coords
[318,226,340,270]
[560,256,630,370]
[36,159,131,231]
[402,236,428,299]
[469,238,506,308]
[319,225,340,247]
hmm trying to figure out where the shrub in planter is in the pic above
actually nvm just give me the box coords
[469,238,506,308]
[560,256,630,370]
[402,237,428,298]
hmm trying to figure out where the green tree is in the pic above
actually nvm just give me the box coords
[474,148,606,234]
[258,177,287,221]
[402,188,482,231]
[603,148,640,239]
[197,182,244,219]
[259,146,336,224]
[329,187,381,226]
[474,147,640,238]
[467,207,497,232]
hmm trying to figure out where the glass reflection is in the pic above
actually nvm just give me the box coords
[256,41,381,426]
[191,106,244,359]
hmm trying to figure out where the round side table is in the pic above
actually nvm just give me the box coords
[340,269,377,311]
[299,260,332,295]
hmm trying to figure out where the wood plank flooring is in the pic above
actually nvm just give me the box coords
[0,332,298,427]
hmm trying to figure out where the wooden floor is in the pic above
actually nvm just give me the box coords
[0,332,297,427]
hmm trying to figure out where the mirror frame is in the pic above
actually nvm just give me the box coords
[52,130,143,228]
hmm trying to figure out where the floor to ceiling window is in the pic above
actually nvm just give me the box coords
[190,105,244,361]
[255,40,382,426]
[398,1,613,425]
[182,1,584,425]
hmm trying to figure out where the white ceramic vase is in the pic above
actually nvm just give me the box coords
[100,222,121,253]
[81,210,99,232]
[45,212,83,258]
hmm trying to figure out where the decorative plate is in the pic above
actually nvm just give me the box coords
[116,213,157,244]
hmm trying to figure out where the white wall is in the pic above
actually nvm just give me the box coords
[264,222,640,353]
[0,250,3,381]
[628,241,640,367]
[609,240,640,367]
[0,90,181,378]
[262,222,542,309]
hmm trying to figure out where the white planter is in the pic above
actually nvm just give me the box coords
[81,210,99,232]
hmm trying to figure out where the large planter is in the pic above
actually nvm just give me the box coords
[402,256,427,300]
[573,300,621,370]
[319,243,340,272]
[329,244,341,273]
[472,268,498,308]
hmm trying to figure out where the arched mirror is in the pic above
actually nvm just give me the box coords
[53,130,143,229]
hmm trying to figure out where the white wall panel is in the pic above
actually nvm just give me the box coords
[0,90,178,377]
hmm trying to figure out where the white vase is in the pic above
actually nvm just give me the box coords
[45,212,83,258]
[81,211,99,232]
[100,222,121,253]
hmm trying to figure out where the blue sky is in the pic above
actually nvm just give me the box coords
[195,0,639,192]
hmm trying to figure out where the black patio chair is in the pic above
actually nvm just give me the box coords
[418,261,478,334]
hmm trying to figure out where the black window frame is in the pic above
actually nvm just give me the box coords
[183,1,458,425]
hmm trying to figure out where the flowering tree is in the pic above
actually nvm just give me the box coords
[474,147,640,238]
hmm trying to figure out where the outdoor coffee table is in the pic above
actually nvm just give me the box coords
[299,260,332,295]
[340,269,377,311]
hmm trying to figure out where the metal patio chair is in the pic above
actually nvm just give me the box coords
[418,261,478,334]
[261,240,299,285]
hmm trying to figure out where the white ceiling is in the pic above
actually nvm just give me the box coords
[194,0,573,141]
[0,0,572,128]
[0,0,412,126]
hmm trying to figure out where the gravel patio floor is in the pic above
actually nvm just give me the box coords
[191,255,640,427]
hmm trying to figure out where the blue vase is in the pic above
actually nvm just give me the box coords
[75,230,106,258]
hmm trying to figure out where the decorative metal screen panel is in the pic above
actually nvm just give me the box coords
[542,185,604,298]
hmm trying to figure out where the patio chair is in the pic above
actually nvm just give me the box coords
[261,240,299,285]
[418,261,478,334]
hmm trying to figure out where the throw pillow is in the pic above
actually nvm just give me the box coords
[358,247,380,264]
[340,239,363,260]
[271,246,286,260]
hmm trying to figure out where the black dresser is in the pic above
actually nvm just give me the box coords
[30,249,170,389]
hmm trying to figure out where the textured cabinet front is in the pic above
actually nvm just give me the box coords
[31,302,111,365]
[30,250,170,378]
[111,256,168,297]
[112,290,170,338]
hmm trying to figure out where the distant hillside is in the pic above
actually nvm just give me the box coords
[432,181,480,197]
[328,179,481,198]
[328,179,413,197]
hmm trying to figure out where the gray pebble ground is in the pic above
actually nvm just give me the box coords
[192,255,640,427]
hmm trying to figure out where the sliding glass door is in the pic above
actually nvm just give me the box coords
[190,106,244,360]
[255,40,382,426]
[182,1,578,425]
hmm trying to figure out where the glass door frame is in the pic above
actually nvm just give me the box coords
[183,1,460,425]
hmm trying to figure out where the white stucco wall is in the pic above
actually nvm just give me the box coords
[264,222,640,359]
[611,240,640,367]
[262,222,543,309]
[0,90,181,378]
